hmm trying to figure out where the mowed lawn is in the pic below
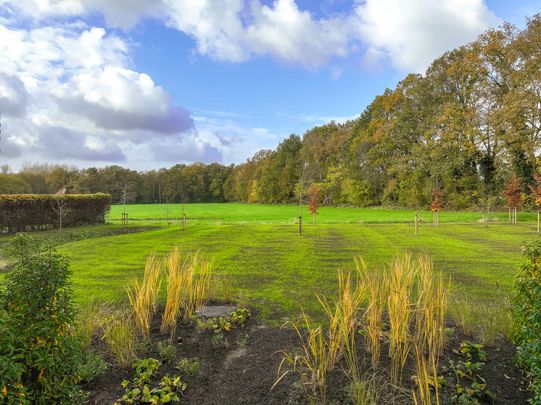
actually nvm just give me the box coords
[54,205,541,320]
[108,202,537,225]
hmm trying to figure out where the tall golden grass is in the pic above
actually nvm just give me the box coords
[276,267,374,403]
[127,253,162,338]
[357,258,386,370]
[276,311,330,400]
[181,251,212,320]
[276,253,447,404]
[160,248,185,336]
[160,249,213,336]
[386,254,416,386]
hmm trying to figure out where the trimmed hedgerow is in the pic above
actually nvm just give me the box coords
[0,194,111,233]
[513,242,541,403]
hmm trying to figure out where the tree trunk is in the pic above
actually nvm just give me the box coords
[298,216,302,236]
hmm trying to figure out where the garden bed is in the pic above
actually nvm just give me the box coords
[83,309,529,404]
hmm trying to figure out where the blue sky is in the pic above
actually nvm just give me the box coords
[0,0,540,171]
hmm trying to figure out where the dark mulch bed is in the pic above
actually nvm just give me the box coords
[84,311,530,404]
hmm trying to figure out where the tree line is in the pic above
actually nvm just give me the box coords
[1,16,540,209]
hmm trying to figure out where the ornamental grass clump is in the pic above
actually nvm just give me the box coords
[181,252,212,320]
[357,258,386,371]
[160,248,185,336]
[386,254,416,386]
[104,311,138,369]
[161,249,213,337]
[127,253,162,339]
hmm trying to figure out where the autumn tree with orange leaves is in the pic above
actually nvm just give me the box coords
[504,175,522,224]
[308,183,321,225]
[430,189,443,226]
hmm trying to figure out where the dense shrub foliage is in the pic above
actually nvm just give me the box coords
[513,242,541,403]
[0,251,84,404]
[0,193,111,233]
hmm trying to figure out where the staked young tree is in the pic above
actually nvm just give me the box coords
[308,183,321,225]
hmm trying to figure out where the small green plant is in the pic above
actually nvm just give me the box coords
[449,341,494,404]
[76,350,108,383]
[452,341,486,362]
[211,332,229,349]
[157,341,177,364]
[175,358,200,376]
[200,308,251,335]
[115,358,186,404]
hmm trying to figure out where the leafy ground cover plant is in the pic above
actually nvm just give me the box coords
[448,341,494,404]
[156,341,177,364]
[115,358,186,405]
[0,249,85,404]
[76,350,108,384]
[197,308,251,334]
[513,242,541,403]
[175,358,200,377]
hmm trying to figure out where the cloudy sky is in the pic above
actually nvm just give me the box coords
[0,0,539,171]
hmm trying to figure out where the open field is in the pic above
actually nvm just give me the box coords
[32,204,536,323]
[1,203,537,402]
[108,202,539,225]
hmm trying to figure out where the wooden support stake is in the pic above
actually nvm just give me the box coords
[298,216,302,236]
[414,213,419,235]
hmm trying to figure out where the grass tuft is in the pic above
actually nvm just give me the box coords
[127,253,162,338]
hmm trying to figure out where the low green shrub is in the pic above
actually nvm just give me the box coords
[77,350,108,383]
[513,242,541,403]
[115,358,186,405]
[175,358,200,377]
[0,251,84,404]
[156,341,177,364]
[200,308,251,334]
[449,341,494,404]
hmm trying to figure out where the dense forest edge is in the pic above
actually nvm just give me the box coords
[1,16,540,211]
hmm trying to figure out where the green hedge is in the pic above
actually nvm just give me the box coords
[0,194,111,233]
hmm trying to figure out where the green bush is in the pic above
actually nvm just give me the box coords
[513,242,541,403]
[0,251,84,404]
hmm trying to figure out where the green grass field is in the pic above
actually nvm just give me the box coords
[2,204,539,323]
[108,202,536,225]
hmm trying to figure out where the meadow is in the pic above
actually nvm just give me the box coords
[1,203,537,403]
[108,202,536,225]
[38,203,537,325]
